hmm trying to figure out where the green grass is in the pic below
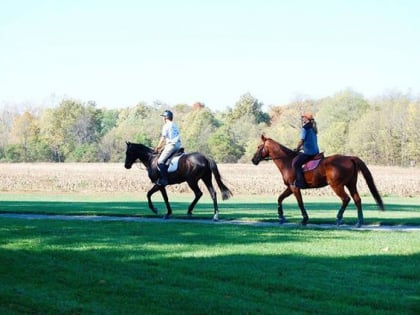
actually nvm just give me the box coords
[0,194,419,314]
[0,218,419,315]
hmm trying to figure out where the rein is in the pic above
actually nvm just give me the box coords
[260,141,295,161]
[263,156,282,161]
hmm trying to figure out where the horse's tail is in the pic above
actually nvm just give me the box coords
[352,157,385,211]
[209,159,233,200]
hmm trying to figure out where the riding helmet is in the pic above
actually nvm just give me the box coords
[301,112,314,120]
[160,110,173,120]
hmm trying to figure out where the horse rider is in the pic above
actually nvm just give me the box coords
[293,111,319,188]
[155,110,181,186]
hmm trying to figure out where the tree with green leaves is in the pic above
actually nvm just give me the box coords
[405,102,420,165]
[38,99,102,162]
[10,111,39,161]
[226,92,269,124]
[316,89,370,155]
[181,105,218,154]
[223,93,270,162]
[1,89,418,165]
[0,107,15,160]
[208,126,244,163]
[347,110,379,163]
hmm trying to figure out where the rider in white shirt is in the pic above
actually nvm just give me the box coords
[155,110,181,186]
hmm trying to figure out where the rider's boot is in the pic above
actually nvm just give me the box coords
[294,168,307,189]
[157,163,169,186]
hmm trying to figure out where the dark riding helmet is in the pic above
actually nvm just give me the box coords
[160,110,173,120]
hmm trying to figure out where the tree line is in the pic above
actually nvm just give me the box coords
[1,89,419,166]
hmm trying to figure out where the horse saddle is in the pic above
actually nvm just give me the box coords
[166,148,185,173]
[302,152,324,172]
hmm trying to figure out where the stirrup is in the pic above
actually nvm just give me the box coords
[156,178,168,186]
[292,180,307,189]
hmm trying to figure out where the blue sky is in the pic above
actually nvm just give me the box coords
[1,0,419,110]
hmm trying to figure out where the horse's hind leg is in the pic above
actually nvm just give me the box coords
[330,184,351,226]
[347,184,363,227]
[186,180,203,217]
[203,177,219,221]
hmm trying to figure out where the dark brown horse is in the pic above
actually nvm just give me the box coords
[251,135,384,227]
[124,142,232,220]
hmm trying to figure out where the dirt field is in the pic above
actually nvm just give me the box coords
[1,162,419,197]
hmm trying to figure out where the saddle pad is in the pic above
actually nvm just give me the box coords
[168,154,184,173]
[303,159,322,172]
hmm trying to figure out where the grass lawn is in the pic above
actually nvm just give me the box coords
[0,193,419,314]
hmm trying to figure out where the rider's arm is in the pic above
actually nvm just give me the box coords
[155,136,165,152]
[296,127,306,151]
[296,139,303,151]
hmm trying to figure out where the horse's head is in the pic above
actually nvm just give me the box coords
[252,134,297,165]
[251,135,270,165]
[125,141,155,169]
[124,142,136,169]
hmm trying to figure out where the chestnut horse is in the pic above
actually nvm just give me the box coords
[251,135,384,227]
[125,142,232,220]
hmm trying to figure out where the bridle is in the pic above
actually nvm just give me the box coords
[126,144,154,170]
[257,143,272,161]
[257,141,283,161]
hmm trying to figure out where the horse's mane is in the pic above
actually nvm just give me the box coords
[265,137,296,156]
[129,142,154,154]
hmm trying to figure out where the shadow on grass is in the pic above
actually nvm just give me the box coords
[0,199,419,226]
[0,218,419,314]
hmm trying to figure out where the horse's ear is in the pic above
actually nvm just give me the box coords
[261,134,266,141]
[126,141,130,145]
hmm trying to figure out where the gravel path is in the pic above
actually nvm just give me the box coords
[1,213,419,231]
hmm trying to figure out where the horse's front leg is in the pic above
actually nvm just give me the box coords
[158,186,173,219]
[146,185,161,214]
[292,188,309,225]
[277,187,293,224]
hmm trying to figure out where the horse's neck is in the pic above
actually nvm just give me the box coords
[147,155,158,169]
[270,143,295,172]
[135,145,155,168]
[141,154,155,169]
[270,142,295,161]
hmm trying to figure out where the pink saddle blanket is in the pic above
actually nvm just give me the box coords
[303,158,322,172]
[299,153,325,172]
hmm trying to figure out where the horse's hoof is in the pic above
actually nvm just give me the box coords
[355,222,363,228]
[336,218,344,226]
[187,212,193,218]
[301,218,309,226]
[279,216,286,224]
[213,215,219,222]
[163,214,171,220]
[151,208,158,214]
